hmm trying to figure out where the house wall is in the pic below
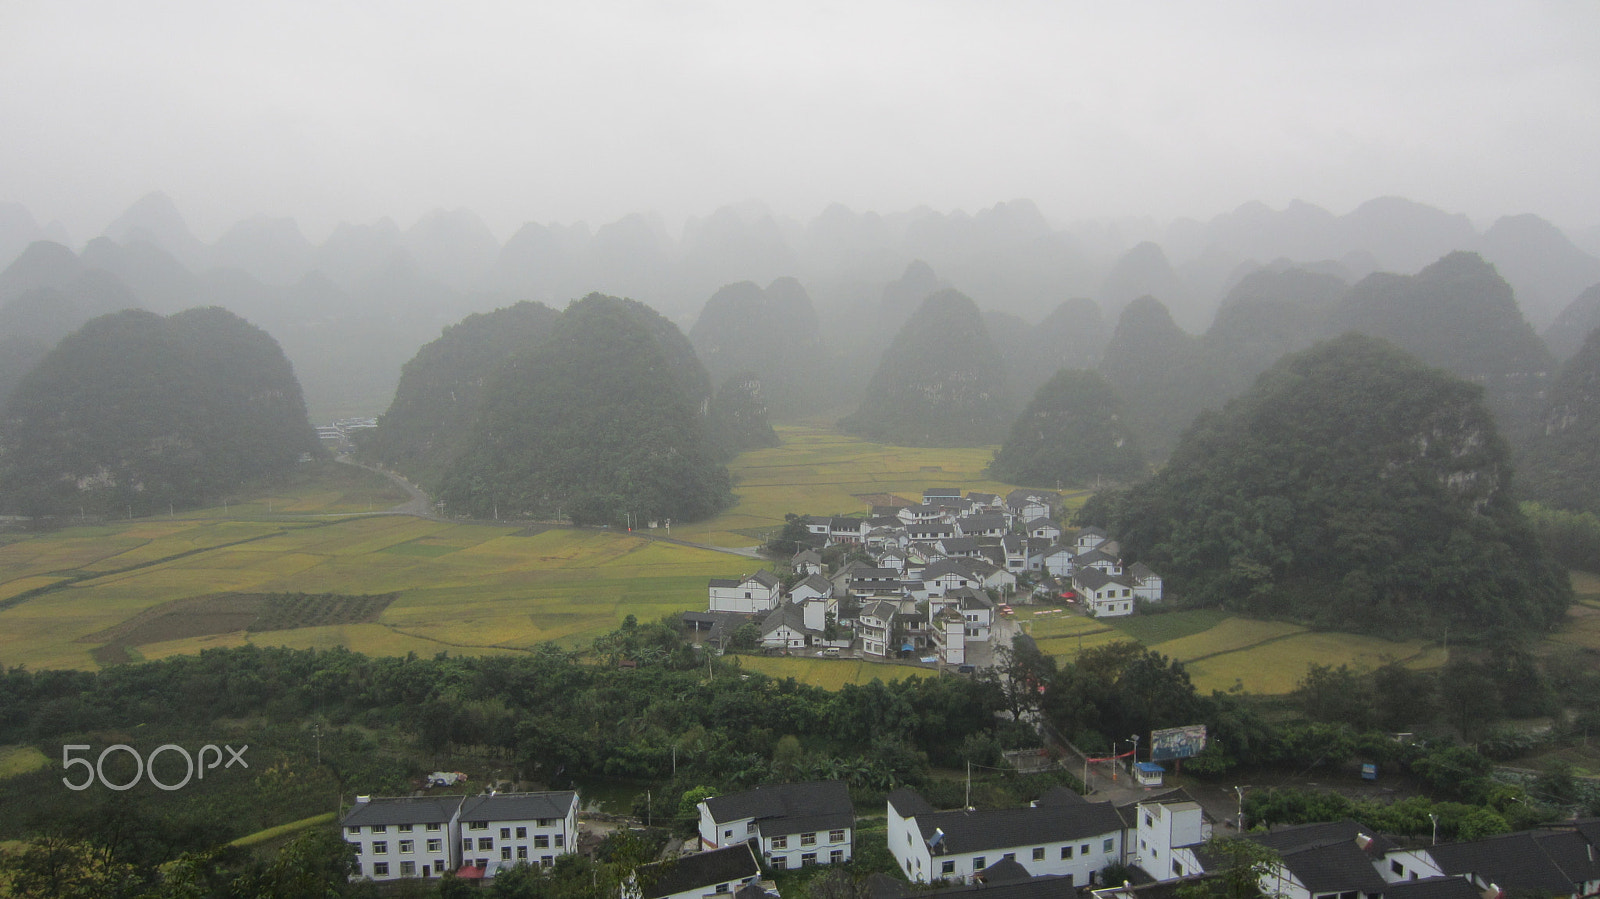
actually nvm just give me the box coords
[464,806,578,873]
[698,805,756,850]
[709,583,778,614]
[760,825,854,869]
[346,818,457,881]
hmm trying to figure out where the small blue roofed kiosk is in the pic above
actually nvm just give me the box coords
[1134,762,1166,788]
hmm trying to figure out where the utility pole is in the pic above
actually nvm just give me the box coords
[965,760,971,809]
[313,723,322,765]
[1234,786,1246,831]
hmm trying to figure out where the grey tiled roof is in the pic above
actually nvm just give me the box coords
[458,791,576,824]
[636,843,760,899]
[702,780,854,834]
[342,796,463,827]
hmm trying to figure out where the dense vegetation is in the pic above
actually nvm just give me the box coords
[369,300,560,484]
[840,289,1013,446]
[988,368,1144,486]
[0,307,317,517]
[706,373,780,457]
[1091,333,1570,637]
[1518,325,1600,514]
[688,278,827,418]
[436,294,732,525]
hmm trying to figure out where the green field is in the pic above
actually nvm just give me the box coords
[0,745,48,780]
[0,429,1583,697]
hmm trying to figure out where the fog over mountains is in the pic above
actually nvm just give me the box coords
[2,192,1599,433]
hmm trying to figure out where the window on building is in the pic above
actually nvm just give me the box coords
[516,826,527,838]
[348,842,361,854]
[462,840,473,853]
[373,863,388,877]
[1145,813,1154,828]
[518,847,527,860]
[477,837,492,851]
[801,853,816,866]
[426,823,440,831]
[346,826,360,835]
[974,857,986,870]
[399,824,413,833]
[1173,860,1184,876]
[373,825,387,834]
[716,885,730,895]
[554,834,564,847]
[1061,846,1073,859]
[1003,853,1015,861]
[373,842,387,854]
[1391,862,1404,876]
[541,856,553,867]
[830,829,845,843]
[942,860,955,874]
[831,850,844,864]
[500,828,510,839]
[427,839,442,853]
[801,833,817,846]
[469,821,487,831]
[1103,839,1114,853]
[772,857,787,870]
[399,861,415,876]
[1033,847,1045,861]
[501,847,511,861]
[773,836,788,849]
[398,840,413,853]
[1081,844,1090,854]
[535,835,549,848]
[724,829,734,839]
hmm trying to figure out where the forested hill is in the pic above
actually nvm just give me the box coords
[988,368,1144,487]
[688,277,826,418]
[0,307,317,517]
[840,289,1012,446]
[1100,333,1569,637]
[369,300,560,484]
[436,294,732,525]
[1519,325,1600,514]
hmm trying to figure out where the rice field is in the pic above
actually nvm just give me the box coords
[735,655,918,689]
[671,426,1024,548]
[0,514,755,670]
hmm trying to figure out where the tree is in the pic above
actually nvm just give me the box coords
[1176,837,1282,899]
[0,837,138,899]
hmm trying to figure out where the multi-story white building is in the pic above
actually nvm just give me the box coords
[698,780,855,870]
[342,795,464,882]
[887,788,1124,888]
[456,791,579,875]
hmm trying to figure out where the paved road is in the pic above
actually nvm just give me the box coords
[337,456,765,560]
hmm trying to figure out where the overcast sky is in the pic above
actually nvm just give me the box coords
[3,0,1597,243]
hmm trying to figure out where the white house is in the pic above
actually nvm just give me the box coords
[931,607,967,665]
[1005,490,1053,523]
[342,795,464,882]
[1001,535,1029,572]
[1128,562,1163,603]
[1073,527,1108,554]
[1074,568,1136,617]
[698,780,855,869]
[887,788,1124,887]
[949,588,994,640]
[760,600,815,649]
[790,549,824,577]
[1025,518,1062,542]
[1130,799,1209,881]
[1039,545,1076,579]
[1075,549,1121,576]
[626,842,762,899]
[708,571,782,614]
[788,573,833,604]
[860,601,897,657]
[922,559,983,597]
[956,513,1008,538]
[456,791,578,875]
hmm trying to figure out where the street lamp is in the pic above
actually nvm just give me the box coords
[1130,733,1141,778]
[1428,812,1438,846]
[1234,786,1246,831]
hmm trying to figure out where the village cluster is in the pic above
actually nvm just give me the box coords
[686,489,1163,668]
[341,781,1600,898]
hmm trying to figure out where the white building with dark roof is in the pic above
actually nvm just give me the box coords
[627,842,764,899]
[887,787,1124,887]
[698,780,855,869]
[342,795,465,881]
[1073,567,1136,617]
[709,571,782,614]
[456,791,579,875]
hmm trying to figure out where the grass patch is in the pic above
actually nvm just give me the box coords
[1108,609,1234,645]
[380,541,461,558]
[735,655,918,688]
[1145,617,1306,664]
[1571,569,1600,598]
[0,746,48,779]
[227,812,338,848]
